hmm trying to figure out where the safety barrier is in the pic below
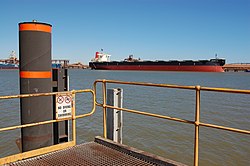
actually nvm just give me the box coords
[0,89,95,165]
[0,79,250,166]
[93,79,250,166]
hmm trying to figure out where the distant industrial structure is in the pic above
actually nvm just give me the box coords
[67,62,89,69]
[1,53,89,69]
[1,52,250,71]
[223,64,250,72]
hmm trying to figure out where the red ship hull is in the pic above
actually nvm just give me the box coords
[90,52,225,72]
[91,65,224,72]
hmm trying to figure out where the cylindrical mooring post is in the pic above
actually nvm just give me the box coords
[19,21,53,151]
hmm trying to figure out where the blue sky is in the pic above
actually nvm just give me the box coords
[0,0,249,64]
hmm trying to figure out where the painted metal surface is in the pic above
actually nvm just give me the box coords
[107,88,123,143]
[19,21,53,151]
[52,68,69,144]
[0,89,95,165]
[90,64,225,72]
[94,79,250,166]
[0,80,249,166]
[89,52,225,72]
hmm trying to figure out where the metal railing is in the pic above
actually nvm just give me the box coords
[93,79,250,166]
[0,79,249,165]
[0,89,95,165]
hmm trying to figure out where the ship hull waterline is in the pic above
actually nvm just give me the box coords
[89,64,224,72]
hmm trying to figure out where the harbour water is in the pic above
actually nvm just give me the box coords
[0,69,249,166]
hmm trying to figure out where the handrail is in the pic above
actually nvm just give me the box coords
[0,89,95,165]
[94,79,196,90]
[93,79,250,166]
[0,79,249,165]
[0,89,96,132]
[201,86,250,94]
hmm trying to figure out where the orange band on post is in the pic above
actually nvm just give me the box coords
[19,24,51,33]
[20,71,52,78]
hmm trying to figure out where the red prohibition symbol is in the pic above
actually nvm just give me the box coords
[65,95,71,104]
[57,95,64,104]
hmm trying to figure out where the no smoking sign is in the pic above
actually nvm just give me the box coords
[56,93,73,119]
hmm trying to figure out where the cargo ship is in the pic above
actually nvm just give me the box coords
[0,51,19,69]
[89,52,226,72]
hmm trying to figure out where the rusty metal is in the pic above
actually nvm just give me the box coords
[6,136,186,166]
[7,143,155,166]
[95,136,186,166]
[1,142,75,165]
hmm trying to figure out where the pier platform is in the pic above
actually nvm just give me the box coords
[6,137,185,166]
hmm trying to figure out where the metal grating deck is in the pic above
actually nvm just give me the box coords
[6,137,186,166]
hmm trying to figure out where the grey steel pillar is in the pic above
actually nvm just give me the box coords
[52,67,69,144]
[19,21,53,151]
[107,88,123,143]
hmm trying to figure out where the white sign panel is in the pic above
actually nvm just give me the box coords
[56,93,73,119]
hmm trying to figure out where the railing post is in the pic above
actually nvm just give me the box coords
[102,80,107,138]
[71,91,76,145]
[107,88,123,143]
[194,85,200,166]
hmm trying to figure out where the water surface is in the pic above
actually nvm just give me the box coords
[0,70,249,166]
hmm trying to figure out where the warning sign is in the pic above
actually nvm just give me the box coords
[56,93,73,119]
